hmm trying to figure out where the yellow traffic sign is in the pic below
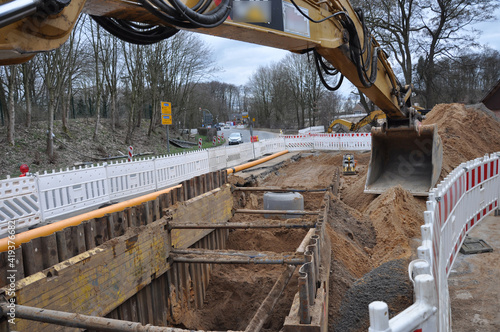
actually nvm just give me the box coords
[162,114,172,125]
[161,101,172,125]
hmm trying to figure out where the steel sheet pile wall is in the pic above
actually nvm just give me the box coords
[369,152,500,332]
[0,171,229,331]
[0,171,227,289]
[284,193,331,332]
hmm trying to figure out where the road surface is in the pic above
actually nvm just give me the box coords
[219,127,279,145]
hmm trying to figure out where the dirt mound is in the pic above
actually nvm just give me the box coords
[332,259,413,332]
[365,185,426,266]
[423,103,500,178]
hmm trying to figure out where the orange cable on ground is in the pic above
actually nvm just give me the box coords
[0,184,182,252]
[226,150,289,174]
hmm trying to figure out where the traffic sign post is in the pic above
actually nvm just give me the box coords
[161,101,172,154]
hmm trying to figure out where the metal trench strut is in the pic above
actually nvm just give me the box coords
[0,303,238,332]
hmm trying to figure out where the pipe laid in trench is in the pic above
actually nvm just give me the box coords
[0,303,233,332]
[168,220,316,230]
[0,184,182,252]
[226,150,289,174]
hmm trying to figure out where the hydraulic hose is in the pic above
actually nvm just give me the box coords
[91,16,179,45]
[168,0,231,28]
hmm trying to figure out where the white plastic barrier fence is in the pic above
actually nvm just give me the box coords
[298,125,325,134]
[283,133,371,151]
[313,133,371,150]
[0,176,41,234]
[284,134,315,151]
[369,152,500,332]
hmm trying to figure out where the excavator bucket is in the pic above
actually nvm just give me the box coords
[364,124,443,196]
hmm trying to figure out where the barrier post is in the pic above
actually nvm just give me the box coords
[213,136,216,146]
[128,146,133,162]
[368,302,390,332]
[198,138,202,149]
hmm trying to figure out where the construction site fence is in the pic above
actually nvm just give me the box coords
[0,134,370,235]
[369,151,500,332]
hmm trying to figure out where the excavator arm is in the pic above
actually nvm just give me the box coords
[0,0,442,195]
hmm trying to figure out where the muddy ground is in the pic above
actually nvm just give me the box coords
[173,103,500,331]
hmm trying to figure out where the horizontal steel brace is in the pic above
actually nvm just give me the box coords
[171,248,305,265]
[0,303,232,332]
[233,187,328,193]
[168,220,316,230]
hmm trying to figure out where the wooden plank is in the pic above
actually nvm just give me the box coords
[169,185,233,249]
[22,238,43,276]
[83,219,97,250]
[94,216,109,245]
[1,218,172,331]
[71,224,86,256]
[41,234,59,269]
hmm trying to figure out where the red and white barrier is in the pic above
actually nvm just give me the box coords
[213,136,216,146]
[198,138,202,149]
[369,152,500,332]
[128,146,133,162]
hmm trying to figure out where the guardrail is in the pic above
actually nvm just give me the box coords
[369,152,500,332]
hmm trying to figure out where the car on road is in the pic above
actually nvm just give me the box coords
[228,132,243,145]
[224,124,230,129]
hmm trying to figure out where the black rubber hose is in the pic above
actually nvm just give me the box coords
[140,0,198,29]
[168,0,231,28]
[90,15,179,45]
[313,49,344,91]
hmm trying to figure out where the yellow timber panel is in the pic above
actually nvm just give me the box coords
[170,184,233,249]
[3,218,171,331]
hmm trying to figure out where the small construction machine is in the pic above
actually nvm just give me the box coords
[342,154,357,175]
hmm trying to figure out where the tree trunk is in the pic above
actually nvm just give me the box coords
[47,89,55,160]
[6,66,16,146]
[22,63,32,128]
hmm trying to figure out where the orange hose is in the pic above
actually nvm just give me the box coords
[226,150,289,174]
[1,184,182,252]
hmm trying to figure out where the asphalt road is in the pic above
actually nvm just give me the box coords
[219,127,278,145]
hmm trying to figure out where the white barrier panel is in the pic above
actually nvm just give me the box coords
[283,134,314,151]
[0,176,41,234]
[38,165,109,220]
[284,133,371,151]
[208,147,227,172]
[106,158,157,201]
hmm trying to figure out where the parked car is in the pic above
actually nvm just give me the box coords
[228,132,243,145]
[224,124,230,129]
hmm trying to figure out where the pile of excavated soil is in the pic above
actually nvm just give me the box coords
[423,103,500,178]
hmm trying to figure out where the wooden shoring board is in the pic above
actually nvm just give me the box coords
[0,184,233,331]
[169,184,233,249]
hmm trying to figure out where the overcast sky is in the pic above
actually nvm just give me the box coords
[198,6,500,96]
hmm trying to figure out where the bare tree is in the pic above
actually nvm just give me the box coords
[416,0,498,107]
[123,43,144,144]
[2,65,18,145]
[352,0,420,86]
